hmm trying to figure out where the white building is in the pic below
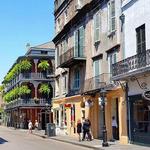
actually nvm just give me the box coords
[112,0,150,145]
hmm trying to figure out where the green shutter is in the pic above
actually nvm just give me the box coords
[111,1,115,31]
[94,12,100,42]
[79,26,84,57]
[74,30,79,57]
[94,60,100,76]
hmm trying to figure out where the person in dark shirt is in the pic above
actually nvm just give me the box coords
[77,119,82,141]
[82,118,92,141]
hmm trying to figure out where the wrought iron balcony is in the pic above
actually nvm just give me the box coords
[83,73,112,94]
[67,88,82,97]
[5,99,48,109]
[6,72,54,92]
[112,50,150,80]
[59,47,86,68]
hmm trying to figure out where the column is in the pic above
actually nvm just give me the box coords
[34,59,39,73]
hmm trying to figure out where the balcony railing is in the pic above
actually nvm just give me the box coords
[5,99,48,109]
[112,50,150,78]
[59,47,86,68]
[6,72,54,92]
[83,73,112,94]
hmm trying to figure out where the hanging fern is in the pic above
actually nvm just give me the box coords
[20,59,32,72]
[39,83,51,95]
[38,60,50,71]
[3,85,31,103]
[4,59,31,83]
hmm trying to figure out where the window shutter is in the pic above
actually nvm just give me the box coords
[94,60,100,76]
[111,0,115,31]
[74,30,79,57]
[94,12,100,42]
[79,26,84,57]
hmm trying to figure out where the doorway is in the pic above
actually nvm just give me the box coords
[111,98,119,140]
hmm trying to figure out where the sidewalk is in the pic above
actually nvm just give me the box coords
[33,130,150,150]
[1,126,149,150]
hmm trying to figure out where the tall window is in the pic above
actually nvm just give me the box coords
[108,52,117,74]
[108,0,115,33]
[136,24,146,54]
[62,75,67,93]
[93,59,100,89]
[56,46,60,67]
[64,10,68,25]
[94,11,100,43]
[74,26,85,57]
[73,69,80,89]
[94,59,100,77]
[63,38,68,53]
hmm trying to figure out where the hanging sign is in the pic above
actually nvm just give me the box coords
[142,91,150,101]
[65,104,71,108]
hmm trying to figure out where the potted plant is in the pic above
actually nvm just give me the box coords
[38,83,51,99]
[38,60,50,71]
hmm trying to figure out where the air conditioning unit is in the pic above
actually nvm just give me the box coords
[75,4,81,11]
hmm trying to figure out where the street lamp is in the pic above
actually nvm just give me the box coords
[100,88,109,147]
[45,102,52,135]
[45,103,49,135]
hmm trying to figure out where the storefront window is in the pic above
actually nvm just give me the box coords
[131,98,150,144]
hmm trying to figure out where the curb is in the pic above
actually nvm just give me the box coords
[33,133,103,150]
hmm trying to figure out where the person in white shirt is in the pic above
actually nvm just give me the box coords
[112,116,118,141]
[28,120,33,134]
[34,120,39,130]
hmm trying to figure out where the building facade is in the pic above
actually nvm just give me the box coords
[53,0,128,144]
[112,0,150,145]
[3,42,55,129]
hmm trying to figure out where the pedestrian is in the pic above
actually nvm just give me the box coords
[82,118,92,141]
[112,116,118,141]
[34,120,39,130]
[77,119,82,141]
[28,120,33,134]
[87,119,92,141]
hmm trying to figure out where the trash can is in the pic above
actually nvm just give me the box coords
[46,123,56,137]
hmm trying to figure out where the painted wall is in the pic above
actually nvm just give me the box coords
[122,0,150,58]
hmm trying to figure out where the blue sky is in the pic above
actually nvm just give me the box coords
[0,0,54,83]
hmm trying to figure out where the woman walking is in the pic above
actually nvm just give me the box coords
[77,119,82,141]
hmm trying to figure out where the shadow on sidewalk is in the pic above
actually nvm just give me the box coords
[0,137,8,144]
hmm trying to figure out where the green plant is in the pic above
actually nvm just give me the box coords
[4,59,31,83]
[39,83,51,95]
[19,85,31,96]
[3,85,31,103]
[38,60,50,71]
[20,59,32,72]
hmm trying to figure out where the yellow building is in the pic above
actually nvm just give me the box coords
[52,0,128,144]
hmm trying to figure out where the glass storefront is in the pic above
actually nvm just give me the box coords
[129,95,150,145]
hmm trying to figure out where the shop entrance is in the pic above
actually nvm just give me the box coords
[111,98,119,140]
[130,97,150,145]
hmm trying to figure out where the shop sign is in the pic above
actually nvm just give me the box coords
[142,91,150,101]
[65,104,71,108]
[85,99,93,107]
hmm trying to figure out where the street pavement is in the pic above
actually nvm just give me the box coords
[0,126,91,150]
[1,126,150,150]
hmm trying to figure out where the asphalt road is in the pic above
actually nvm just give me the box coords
[0,126,92,150]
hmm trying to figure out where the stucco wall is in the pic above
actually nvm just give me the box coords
[122,0,150,58]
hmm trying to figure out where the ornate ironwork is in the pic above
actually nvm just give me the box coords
[112,50,150,77]
[59,46,85,67]
[130,76,148,90]
[5,99,48,109]
[83,73,111,94]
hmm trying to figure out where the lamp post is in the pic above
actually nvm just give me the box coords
[45,102,52,135]
[45,103,49,135]
[100,88,109,147]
